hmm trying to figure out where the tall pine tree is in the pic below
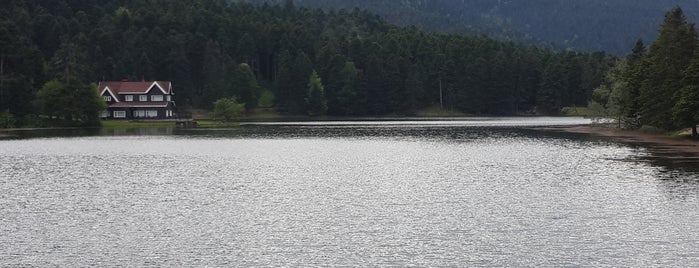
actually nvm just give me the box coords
[639,6,697,129]
[673,49,699,137]
[306,70,327,116]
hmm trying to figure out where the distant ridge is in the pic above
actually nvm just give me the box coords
[243,0,699,55]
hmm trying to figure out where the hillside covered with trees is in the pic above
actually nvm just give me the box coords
[0,0,611,127]
[247,0,699,55]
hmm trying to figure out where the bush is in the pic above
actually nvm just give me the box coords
[258,89,275,108]
[638,125,666,135]
[561,107,592,117]
[20,114,46,128]
[0,111,16,128]
[211,97,245,122]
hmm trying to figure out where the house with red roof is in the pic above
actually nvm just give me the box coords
[98,80,176,119]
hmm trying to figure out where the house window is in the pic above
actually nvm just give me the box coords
[113,111,126,118]
[146,110,158,118]
[151,95,164,101]
[139,95,148,102]
[100,111,109,118]
[166,95,171,101]
[125,95,133,102]
[103,96,112,102]
[133,110,145,118]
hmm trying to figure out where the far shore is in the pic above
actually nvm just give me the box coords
[541,125,699,154]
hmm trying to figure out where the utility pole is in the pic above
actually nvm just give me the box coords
[0,53,4,109]
[439,77,443,110]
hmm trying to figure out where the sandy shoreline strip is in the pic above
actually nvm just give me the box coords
[541,125,699,155]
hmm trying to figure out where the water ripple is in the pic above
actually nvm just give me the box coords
[1,123,698,266]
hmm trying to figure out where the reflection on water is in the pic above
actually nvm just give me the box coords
[1,118,698,266]
[2,127,175,139]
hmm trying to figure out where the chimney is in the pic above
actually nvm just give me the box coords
[121,78,128,82]
[141,75,145,82]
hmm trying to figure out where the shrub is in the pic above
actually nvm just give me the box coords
[0,111,16,128]
[638,125,666,135]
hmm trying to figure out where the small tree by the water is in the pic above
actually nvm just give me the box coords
[212,97,245,122]
[306,71,327,116]
[0,110,16,128]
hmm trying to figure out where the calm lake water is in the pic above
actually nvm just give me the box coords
[1,117,699,267]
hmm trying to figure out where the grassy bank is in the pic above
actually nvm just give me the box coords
[240,108,288,121]
[561,107,593,117]
[196,120,240,128]
[414,106,467,117]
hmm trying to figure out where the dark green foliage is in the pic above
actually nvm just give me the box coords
[537,61,566,115]
[306,71,327,116]
[34,80,106,126]
[275,49,314,114]
[237,33,257,65]
[638,7,697,130]
[0,0,611,122]
[0,16,44,118]
[673,85,699,135]
[673,49,699,136]
[597,6,699,135]
[619,40,647,127]
[212,96,245,121]
[335,61,358,115]
[199,39,228,107]
[0,110,16,128]
[226,63,260,111]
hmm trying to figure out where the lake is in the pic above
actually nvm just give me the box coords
[1,117,699,267]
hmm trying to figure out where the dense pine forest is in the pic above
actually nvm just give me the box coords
[0,0,612,127]
[592,7,699,136]
[248,0,699,55]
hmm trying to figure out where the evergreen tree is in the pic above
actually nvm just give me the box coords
[639,6,697,129]
[237,33,257,68]
[165,32,193,104]
[0,18,44,118]
[537,60,566,114]
[618,40,647,127]
[200,39,227,106]
[286,51,313,114]
[673,49,699,137]
[336,60,358,115]
[274,49,294,113]
[673,85,699,136]
[227,63,260,111]
[306,70,327,116]
[403,63,423,114]
[51,38,90,83]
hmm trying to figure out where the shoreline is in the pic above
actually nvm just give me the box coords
[542,125,699,155]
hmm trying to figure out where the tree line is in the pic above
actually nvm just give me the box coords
[0,0,611,127]
[592,6,699,137]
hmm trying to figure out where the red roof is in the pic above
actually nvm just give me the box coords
[109,102,171,108]
[98,81,172,95]
[98,81,175,109]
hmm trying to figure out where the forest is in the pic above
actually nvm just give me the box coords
[248,0,699,55]
[0,0,612,127]
[592,7,699,136]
